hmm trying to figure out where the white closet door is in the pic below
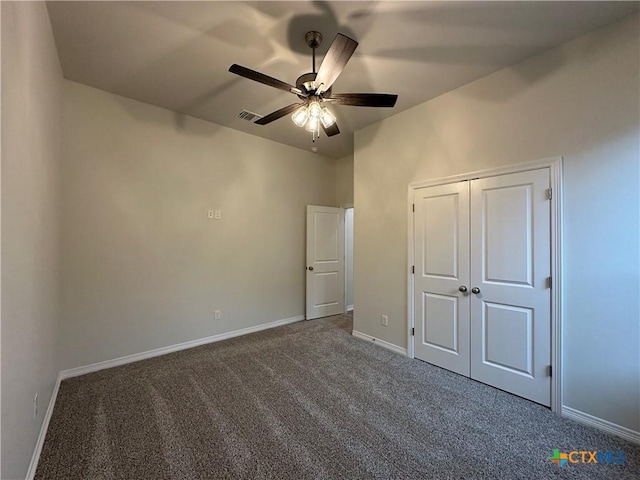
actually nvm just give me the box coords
[414,182,471,376]
[469,169,551,406]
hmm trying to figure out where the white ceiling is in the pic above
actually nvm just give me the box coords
[46,1,639,158]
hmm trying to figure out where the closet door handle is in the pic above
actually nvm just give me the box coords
[471,287,481,294]
[308,266,314,271]
[458,286,467,293]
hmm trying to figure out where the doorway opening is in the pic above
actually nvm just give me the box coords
[345,207,354,313]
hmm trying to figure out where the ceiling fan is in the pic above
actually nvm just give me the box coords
[229,31,398,139]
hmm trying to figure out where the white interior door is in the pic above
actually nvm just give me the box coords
[414,182,471,376]
[306,205,345,320]
[470,169,551,406]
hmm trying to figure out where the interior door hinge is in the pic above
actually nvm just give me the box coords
[547,276,552,289]
[411,327,415,336]
[547,187,552,200]
[548,365,553,377]
[412,203,415,212]
[412,265,415,274]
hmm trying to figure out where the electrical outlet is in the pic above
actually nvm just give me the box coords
[214,310,222,320]
[214,210,222,220]
[207,210,214,219]
[381,315,389,327]
[33,393,38,418]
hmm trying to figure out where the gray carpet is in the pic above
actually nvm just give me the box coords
[36,314,639,479]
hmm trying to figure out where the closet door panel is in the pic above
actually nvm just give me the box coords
[414,182,470,376]
[470,169,551,406]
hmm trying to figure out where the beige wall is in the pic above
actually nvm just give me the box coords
[336,153,354,207]
[1,2,63,478]
[60,81,337,370]
[354,14,639,432]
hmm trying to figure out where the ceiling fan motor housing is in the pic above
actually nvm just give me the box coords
[296,72,332,99]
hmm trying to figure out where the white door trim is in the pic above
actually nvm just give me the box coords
[407,157,563,413]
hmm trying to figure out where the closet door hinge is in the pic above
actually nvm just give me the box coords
[411,327,415,336]
[547,276,552,289]
[547,187,552,200]
[412,265,415,274]
[548,365,553,377]
[412,203,415,212]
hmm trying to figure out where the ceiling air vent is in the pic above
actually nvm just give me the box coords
[237,110,262,122]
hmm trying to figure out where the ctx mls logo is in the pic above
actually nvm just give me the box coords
[549,449,569,467]
[550,449,626,467]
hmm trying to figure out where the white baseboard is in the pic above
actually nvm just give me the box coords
[26,314,304,478]
[346,305,354,312]
[26,372,63,480]
[352,330,407,356]
[562,406,640,445]
[60,315,304,380]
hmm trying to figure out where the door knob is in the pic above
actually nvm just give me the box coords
[308,266,314,271]
[471,287,481,294]
[458,286,467,293]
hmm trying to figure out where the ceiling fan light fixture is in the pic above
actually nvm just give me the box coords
[305,116,320,132]
[291,106,309,127]
[308,101,322,119]
[320,107,336,128]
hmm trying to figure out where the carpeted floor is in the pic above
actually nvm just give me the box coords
[36,314,639,479]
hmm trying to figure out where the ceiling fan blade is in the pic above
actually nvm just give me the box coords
[254,103,304,125]
[229,64,303,95]
[322,121,340,137]
[314,34,358,94]
[324,93,398,107]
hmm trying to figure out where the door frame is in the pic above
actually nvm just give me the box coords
[407,157,563,412]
